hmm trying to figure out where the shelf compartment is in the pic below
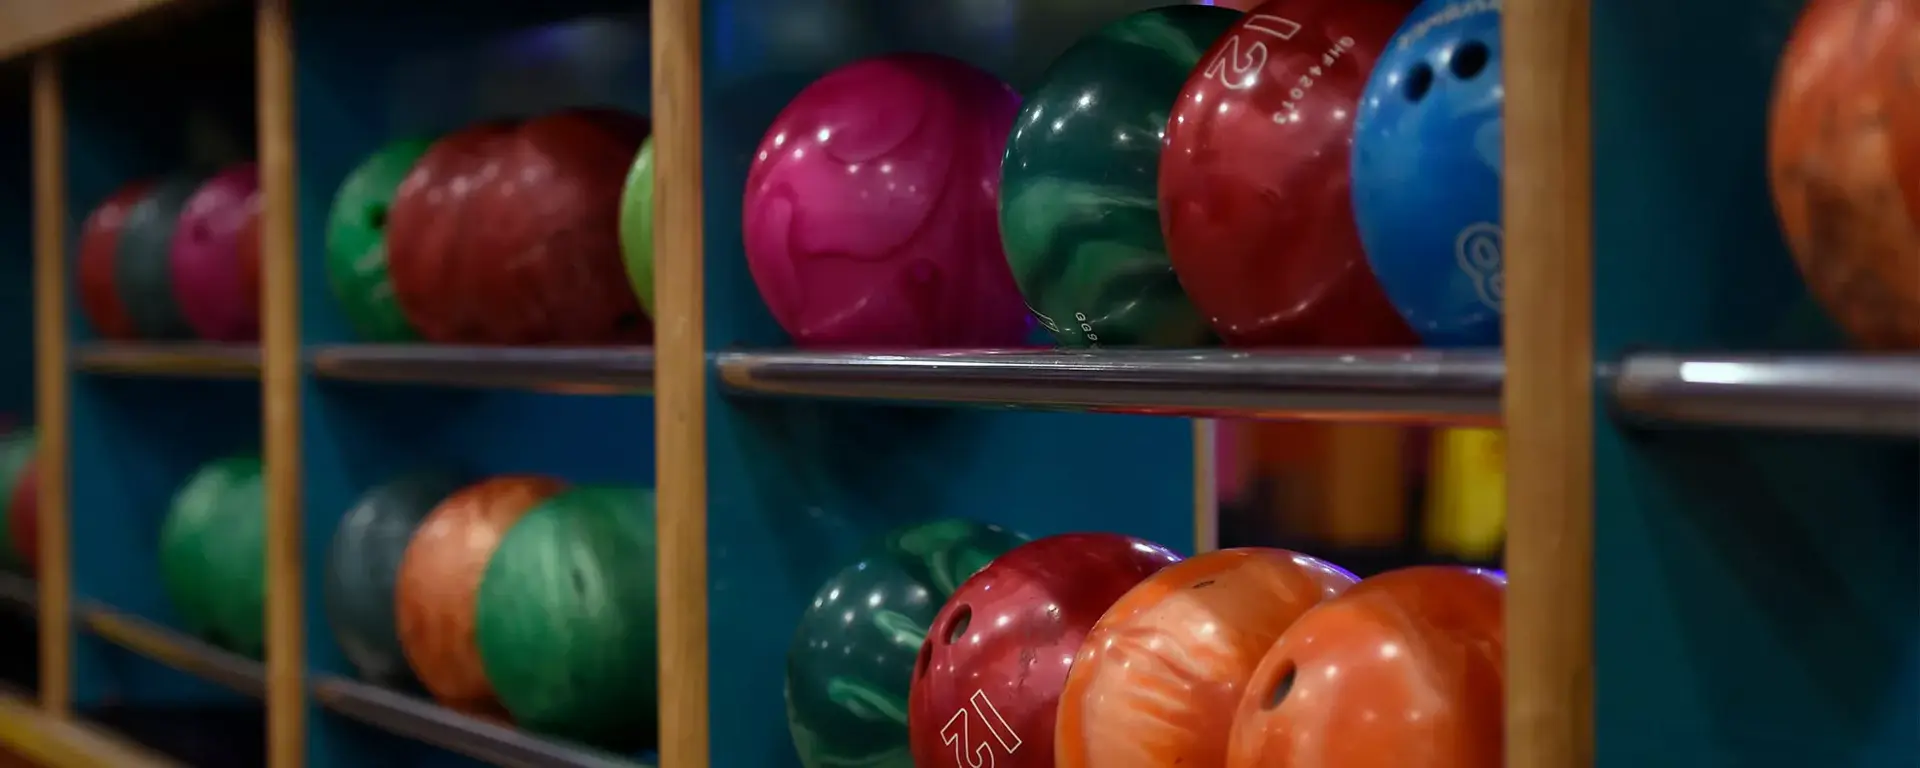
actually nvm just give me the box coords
[0,573,34,616]
[72,342,262,379]
[716,348,1505,425]
[77,604,264,697]
[311,676,650,768]
[306,345,655,395]
[1611,352,1920,437]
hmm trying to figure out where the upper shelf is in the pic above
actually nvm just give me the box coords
[307,345,655,394]
[717,349,1507,425]
[0,0,186,60]
[73,342,261,379]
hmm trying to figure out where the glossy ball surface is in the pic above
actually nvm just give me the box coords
[1351,0,1506,346]
[171,163,261,342]
[1225,566,1505,768]
[786,519,1030,768]
[744,53,1030,348]
[1161,0,1416,348]
[326,138,433,342]
[1055,548,1358,768]
[78,181,153,340]
[324,471,465,687]
[907,533,1181,768]
[1769,0,1920,349]
[395,475,564,718]
[1001,5,1242,347]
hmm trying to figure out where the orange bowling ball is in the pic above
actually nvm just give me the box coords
[1768,0,1920,349]
[1055,548,1358,768]
[1225,566,1505,768]
[394,475,565,717]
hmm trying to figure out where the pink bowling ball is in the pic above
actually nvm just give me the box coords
[743,53,1031,348]
[171,163,261,342]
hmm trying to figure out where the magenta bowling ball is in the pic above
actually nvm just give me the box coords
[171,163,261,342]
[742,53,1031,348]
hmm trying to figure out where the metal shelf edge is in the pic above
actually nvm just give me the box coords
[716,348,1506,424]
[1610,352,1920,437]
[312,677,647,768]
[306,345,655,395]
[77,604,265,697]
[71,342,262,379]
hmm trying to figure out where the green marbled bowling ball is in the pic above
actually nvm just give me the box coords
[158,454,265,656]
[785,519,1031,768]
[1000,4,1239,347]
[326,137,434,342]
[474,485,658,749]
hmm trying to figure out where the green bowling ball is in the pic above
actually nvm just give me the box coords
[1000,4,1238,348]
[326,138,433,341]
[475,485,658,749]
[0,431,34,573]
[785,519,1031,768]
[159,454,264,654]
[618,136,657,318]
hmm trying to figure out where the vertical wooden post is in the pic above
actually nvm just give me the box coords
[1504,0,1594,766]
[30,50,73,718]
[256,0,304,765]
[653,0,709,763]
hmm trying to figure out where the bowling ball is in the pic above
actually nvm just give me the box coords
[476,485,659,749]
[78,181,154,340]
[618,136,656,318]
[1351,0,1505,347]
[7,455,36,576]
[172,163,262,342]
[787,519,1031,768]
[1055,548,1358,768]
[1769,0,1920,350]
[158,455,267,656]
[743,53,1031,348]
[1001,6,1240,348]
[393,108,656,345]
[0,433,32,574]
[236,194,261,321]
[117,175,205,340]
[326,138,433,342]
[1160,0,1417,348]
[387,122,518,344]
[1225,566,1505,768]
[324,470,465,687]
[395,475,564,718]
[907,533,1182,768]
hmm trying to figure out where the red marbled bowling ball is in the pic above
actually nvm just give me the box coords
[7,455,34,575]
[389,110,651,346]
[387,122,518,344]
[907,533,1182,768]
[1160,0,1416,347]
[78,181,154,339]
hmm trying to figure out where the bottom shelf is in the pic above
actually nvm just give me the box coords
[0,689,182,767]
[71,604,652,767]
[314,678,652,768]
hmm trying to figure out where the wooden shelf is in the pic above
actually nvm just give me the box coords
[72,342,261,379]
[78,604,265,697]
[0,687,182,767]
[0,0,189,60]
[312,677,652,768]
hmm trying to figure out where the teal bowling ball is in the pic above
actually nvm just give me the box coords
[1000,4,1241,347]
[784,519,1031,768]
[324,470,465,687]
[475,485,659,749]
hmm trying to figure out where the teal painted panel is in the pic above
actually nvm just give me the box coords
[1592,0,1918,765]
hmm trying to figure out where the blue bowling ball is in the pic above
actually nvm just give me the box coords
[1351,0,1504,347]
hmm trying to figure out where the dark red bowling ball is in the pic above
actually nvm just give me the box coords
[907,533,1182,768]
[1160,0,1416,348]
[462,109,652,345]
[388,122,518,344]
